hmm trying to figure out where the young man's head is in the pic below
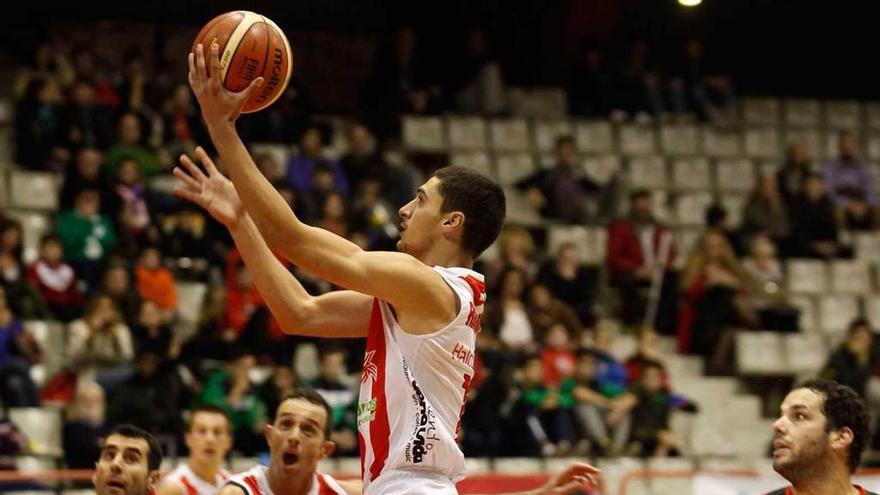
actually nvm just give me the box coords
[544,324,570,349]
[185,405,232,468]
[845,318,873,355]
[838,131,859,160]
[574,349,599,382]
[397,166,505,261]
[93,424,163,495]
[772,379,870,481]
[629,189,653,221]
[75,189,101,217]
[522,355,544,386]
[804,172,826,201]
[554,135,577,168]
[264,390,335,478]
[39,233,64,264]
[640,361,664,393]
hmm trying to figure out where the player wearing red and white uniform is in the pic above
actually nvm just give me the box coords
[158,406,232,495]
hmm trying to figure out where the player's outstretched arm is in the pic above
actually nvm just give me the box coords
[174,149,371,338]
[188,44,457,333]
[481,462,602,495]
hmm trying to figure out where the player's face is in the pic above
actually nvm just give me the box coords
[93,434,158,495]
[186,412,232,466]
[397,176,445,258]
[772,388,833,477]
[265,399,334,477]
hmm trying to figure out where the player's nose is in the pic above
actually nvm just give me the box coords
[772,416,787,434]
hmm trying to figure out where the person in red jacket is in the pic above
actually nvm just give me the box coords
[26,233,83,322]
[606,189,677,332]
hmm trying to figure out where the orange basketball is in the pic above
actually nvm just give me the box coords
[192,11,293,113]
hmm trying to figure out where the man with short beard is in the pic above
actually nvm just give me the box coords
[767,379,877,495]
[92,424,163,495]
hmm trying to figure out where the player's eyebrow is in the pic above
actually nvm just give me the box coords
[417,188,428,200]
[781,404,811,414]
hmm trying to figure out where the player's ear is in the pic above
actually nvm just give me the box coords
[831,427,854,449]
[147,469,161,489]
[442,211,464,230]
[320,440,336,459]
[263,423,274,442]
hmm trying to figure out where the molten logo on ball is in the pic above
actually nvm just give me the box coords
[256,48,284,105]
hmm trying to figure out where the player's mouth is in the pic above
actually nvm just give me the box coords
[106,479,126,493]
[772,439,791,453]
[282,452,299,467]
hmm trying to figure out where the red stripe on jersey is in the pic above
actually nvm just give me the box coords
[316,473,338,495]
[366,298,390,483]
[243,475,261,495]
[459,275,486,307]
[179,476,198,495]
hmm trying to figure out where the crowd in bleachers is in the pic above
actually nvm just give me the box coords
[4,22,880,473]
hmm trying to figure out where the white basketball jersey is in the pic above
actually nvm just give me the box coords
[226,465,347,495]
[163,464,230,495]
[357,266,485,493]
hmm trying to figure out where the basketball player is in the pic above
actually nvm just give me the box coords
[157,406,233,495]
[768,378,877,495]
[184,42,596,494]
[92,424,163,495]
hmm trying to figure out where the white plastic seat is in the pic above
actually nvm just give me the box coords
[864,295,880,329]
[582,154,621,185]
[719,193,748,228]
[574,121,614,153]
[401,115,445,151]
[785,259,828,295]
[829,260,872,294]
[446,116,487,150]
[660,123,700,155]
[743,97,781,126]
[714,158,756,192]
[785,98,822,127]
[618,124,657,155]
[853,232,880,265]
[494,152,536,186]
[547,225,590,264]
[9,407,62,456]
[703,128,742,157]
[532,119,573,152]
[489,118,530,152]
[867,101,880,130]
[867,134,880,161]
[671,157,711,190]
[818,294,859,335]
[176,282,207,330]
[673,192,713,226]
[785,128,824,160]
[744,127,781,159]
[9,170,59,211]
[824,100,862,130]
[626,155,668,189]
[736,331,786,375]
[450,151,493,178]
[785,333,828,374]
[250,143,291,175]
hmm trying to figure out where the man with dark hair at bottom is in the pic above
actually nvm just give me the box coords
[767,379,877,495]
[93,424,163,495]
[157,405,233,495]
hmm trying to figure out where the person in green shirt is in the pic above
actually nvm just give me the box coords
[104,112,163,179]
[611,361,679,457]
[56,189,117,290]
[518,354,578,457]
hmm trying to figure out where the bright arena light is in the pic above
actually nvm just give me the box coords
[679,0,703,6]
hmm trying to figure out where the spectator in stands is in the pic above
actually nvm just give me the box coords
[285,125,349,197]
[568,45,612,117]
[112,157,153,255]
[26,233,82,322]
[13,40,73,100]
[822,131,877,209]
[625,327,670,388]
[527,283,584,346]
[518,136,597,223]
[101,264,142,327]
[678,230,756,373]
[743,236,799,331]
[162,208,220,278]
[180,285,235,368]
[15,77,66,170]
[669,38,734,122]
[310,346,357,456]
[61,78,114,151]
[593,321,630,390]
[614,362,679,457]
[615,40,664,120]
[161,83,204,159]
[572,348,629,457]
[60,147,113,213]
[57,188,117,290]
[512,355,578,457]
[134,247,177,321]
[607,189,678,332]
[453,28,506,115]
[63,380,107,469]
[254,152,286,184]
[104,112,162,179]
[316,191,350,239]
[0,220,46,320]
[195,348,267,456]
[841,189,877,231]
[258,365,300,425]
[822,318,876,400]
[541,324,576,388]
[224,249,263,336]
[132,299,180,361]
[705,203,746,256]
[339,122,415,208]
[789,173,847,259]
[538,243,597,326]
[484,268,536,353]
[349,177,399,251]
[485,226,538,293]
[108,350,184,442]
[741,173,791,251]
[777,141,813,205]
[0,286,41,407]
[67,293,134,392]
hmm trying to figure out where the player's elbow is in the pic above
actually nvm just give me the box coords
[276,297,321,336]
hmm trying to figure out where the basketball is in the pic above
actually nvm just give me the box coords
[192,11,293,113]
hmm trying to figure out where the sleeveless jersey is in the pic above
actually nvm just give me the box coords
[357,266,485,493]
[163,464,230,495]
[226,465,346,495]
[765,486,876,495]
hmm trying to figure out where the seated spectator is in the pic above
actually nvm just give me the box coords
[15,77,65,170]
[180,285,236,366]
[26,233,83,322]
[0,220,50,320]
[134,247,177,321]
[63,380,107,470]
[13,40,73,100]
[741,173,790,251]
[538,243,597,326]
[541,324,576,388]
[607,189,677,332]
[315,191,349,239]
[484,226,539,293]
[614,40,664,119]
[67,294,134,392]
[108,350,183,441]
[789,173,848,259]
[61,78,114,151]
[162,208,221,276]
[59,147,113,213]
[0,286,41,406]
[339,122,417,207]
[194,349,267,456]
[743,236,799,331]
[484,268,535,353]
[822,318,876,400]
[527,283,584,346]
[625,327,670,388]
[104,112,162,179]
[777,141,813,205]
[572,349,629,456]
[225,249,263,336]
[258,365,300,423]
[593,321,630,390]
[669,38,734,122]
[310,346,357,456]
[822,131,877,210]
[841,189,877,231]
[161,83,205,159]
[511,355,578,457]
[100,264,142,327]
[705,203,746,257]
[568,45,613,117]
[614,362,680,457]
[132,299,180,361]
[349,178,398,251]
[285,125,349,196]
[677,230,756,374]
[112,157,153,256]
[57,189,117,290]
[517,136,598,223]
[453,28,506,115]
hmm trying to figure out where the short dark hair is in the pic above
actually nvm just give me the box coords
[848,317,872,336]
[432,166,506,258]
[705,204,727,227]
[39,233,62,247]
[797,378,870,473]
[555,135,575,149]
[629,188,651,202]
[278,389,333,438]
[106,424,163,471]
[187,405,231,433]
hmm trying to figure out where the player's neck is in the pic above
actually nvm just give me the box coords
[267,465,313,495]
[418,247,473,270]
[790,466,857,495]
[187,458,221,484]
